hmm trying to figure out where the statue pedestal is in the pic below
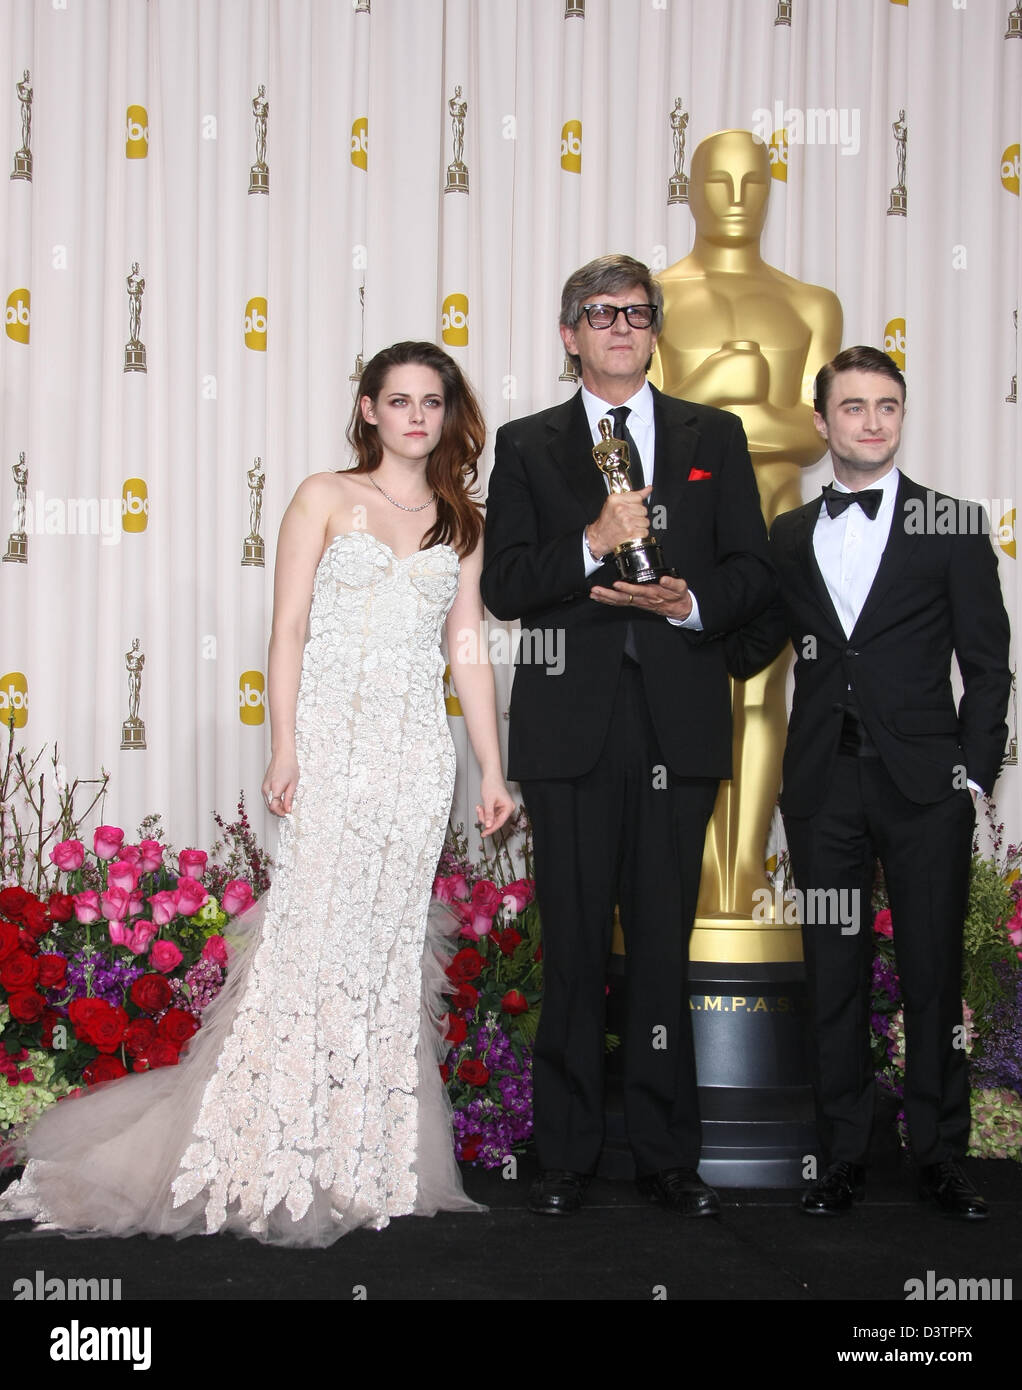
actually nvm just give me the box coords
[599,920,815,1187]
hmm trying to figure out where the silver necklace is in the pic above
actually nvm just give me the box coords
[367,473,436,513]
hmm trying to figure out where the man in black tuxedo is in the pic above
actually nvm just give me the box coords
[480,254,775,1216]
[767,346,1011,1219]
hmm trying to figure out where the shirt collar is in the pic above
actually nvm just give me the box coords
[829,466,900,498]
[580,380,654,435]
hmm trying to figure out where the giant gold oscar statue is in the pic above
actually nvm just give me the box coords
[650,130,842,965]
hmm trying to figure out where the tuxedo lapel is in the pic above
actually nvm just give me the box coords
[788,498,846,638]
[649,387,700,528]
[547,392,608,519]
[850,474,920,639]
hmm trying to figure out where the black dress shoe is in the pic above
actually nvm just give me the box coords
[636,1167,720,1217]
[918,1159,988,1221]
[528,1169,591,1216]
[800,1161,866,1215]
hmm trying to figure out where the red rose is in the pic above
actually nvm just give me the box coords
[445,1013,467,1045]
[533,944,543,962]
[83,1055,128,1086]
[457,1058,490,1087]
[130,973,173,1015]
[36,954,67,988]
[447,947,485,984]
[158,1008,199,1047]
[451,982,478,1012]
[0,921,19,960]
[471,880,504,916]
[0,949,40,990]
[47,892,75,924]
[6,990,45,1024]
[39,1008,61,1046]
[439,1062,450,1083]
[124,1017,158,1058]
[495,928,523,957]
[68,997,106,1042]
[0,886,30,921]
[873,909,893,939]
[139,1039,181,1069]
[88,1002,130,1055]
[21,899,50,939]
[460,1133,482,1161]
[18,930,40,956]
[501,989,529,1016]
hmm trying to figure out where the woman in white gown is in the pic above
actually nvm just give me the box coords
[0,341,513,1245]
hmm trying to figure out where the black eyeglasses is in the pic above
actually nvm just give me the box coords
[578,303,657,329]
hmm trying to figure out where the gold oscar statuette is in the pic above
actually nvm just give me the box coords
[887,109,907,216]
[445,86,469,193]
[3,454,28,564]
[249,85,269,194]
[10,70,32,181]
[242,457,265,567]
[592,418,673,584]
[649,128,842,962]
[121,638,147,750]
[124,263,147,373]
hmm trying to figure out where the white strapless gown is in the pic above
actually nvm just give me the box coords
[0,533,480,1245]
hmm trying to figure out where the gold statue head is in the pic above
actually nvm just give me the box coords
[689,130,770,246]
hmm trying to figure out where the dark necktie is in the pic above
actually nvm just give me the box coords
[609,406,644,661]
[610,406,645,493]
[822,483,882,520]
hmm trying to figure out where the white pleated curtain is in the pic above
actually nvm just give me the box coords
[1,0,1019,857]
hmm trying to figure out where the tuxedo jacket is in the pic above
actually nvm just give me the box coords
[768,473,1011,817]
[480,386,775,782]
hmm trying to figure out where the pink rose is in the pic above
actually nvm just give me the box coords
[148,890,179,927]
[93,825,125,860]
[201,935,229,966]
[128,921,158,954]
[432,876,458,903]
[177,849,208,880]
[221,880,254,916]
[150,939,183,973]
[174,878,208,915]
[501,879,534,915]
[49,839,85,872]
[107,920,131,948]
[471,880,504,917]
[73,890,102,924]
[116,844,142,870]
[100,885,131,922]
[107,859,139,893]
[448,873,471,901]
[456,901,494,942]
[138,839,164,873]
[873,909,893,939]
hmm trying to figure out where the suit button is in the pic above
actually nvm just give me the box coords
[845,647,858,657]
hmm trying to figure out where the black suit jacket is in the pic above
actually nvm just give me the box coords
[480,386,775,781]
[768,473,1011,816]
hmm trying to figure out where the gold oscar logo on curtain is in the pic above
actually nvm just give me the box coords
[121,478,149,533]
[441,293,469,346]
[1002,144,1020,194]
[239,670,265,724]
[244,297,267,350]
[351,117,368,170]
[5,288,30,343]
[560,120,582,172]
[997,507,1017,559]
[125,105,149,158]
[883,317,906,370]
[769,127,788,181]
[443,664,462,716]
[0,672,28,728]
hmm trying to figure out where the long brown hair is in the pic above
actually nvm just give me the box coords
[345,341,484,557]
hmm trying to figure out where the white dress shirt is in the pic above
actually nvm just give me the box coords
[579,382,701,629]
[812,466,899,637]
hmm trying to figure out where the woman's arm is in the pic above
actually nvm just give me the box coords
[446,539,515,837]
[262,476,332,815]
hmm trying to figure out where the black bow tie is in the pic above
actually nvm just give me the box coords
[822,483,883,520]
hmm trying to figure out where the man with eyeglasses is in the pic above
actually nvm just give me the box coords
[481,253,775,1219]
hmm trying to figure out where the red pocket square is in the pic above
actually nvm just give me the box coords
[688,468,712,481]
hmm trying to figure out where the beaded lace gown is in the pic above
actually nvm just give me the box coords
[0,532,479,1245]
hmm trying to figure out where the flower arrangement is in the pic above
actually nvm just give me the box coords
[433,810,540,1168]
[0,727,268,1147]
[870,834,1022,1160]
